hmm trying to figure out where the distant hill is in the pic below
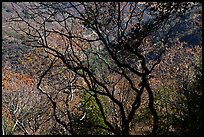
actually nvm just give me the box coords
[2,2,202,70]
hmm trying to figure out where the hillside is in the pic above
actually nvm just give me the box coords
[2,2,202,135]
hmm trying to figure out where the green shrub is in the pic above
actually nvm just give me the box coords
[72,90,110,135]
[155,60,202,135]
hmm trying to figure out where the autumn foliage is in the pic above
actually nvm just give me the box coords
[2,2,202,135]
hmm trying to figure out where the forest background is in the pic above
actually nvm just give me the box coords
[2,2,202,135]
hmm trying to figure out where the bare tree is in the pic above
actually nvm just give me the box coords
[6,2,198,135]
